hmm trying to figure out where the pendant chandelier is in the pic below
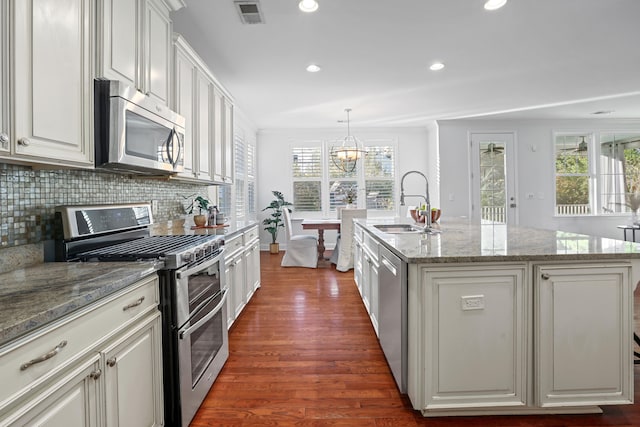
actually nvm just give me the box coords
[330,108,366,173]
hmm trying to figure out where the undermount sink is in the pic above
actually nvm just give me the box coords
[374,224,427,234]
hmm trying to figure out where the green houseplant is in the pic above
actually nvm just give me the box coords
[187,195,211,226]
[262,191,292,254]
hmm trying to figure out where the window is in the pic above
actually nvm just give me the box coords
[219,124,257,222]
[291,140,397,216]
[600,133,640,214]
[554,134,592,216]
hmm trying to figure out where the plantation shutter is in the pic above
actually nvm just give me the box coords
[292,146,322,212]
[364,145,395,211]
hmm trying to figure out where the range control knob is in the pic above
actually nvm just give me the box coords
[181,251,195,264]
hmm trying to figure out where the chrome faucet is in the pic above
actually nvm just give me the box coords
[400,170,431,228]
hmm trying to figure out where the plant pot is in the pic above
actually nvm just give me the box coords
[193,214,207,227]
[269,243,279,254]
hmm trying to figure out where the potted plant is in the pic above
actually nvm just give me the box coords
[262,191,292,254]
[188,195,211,227]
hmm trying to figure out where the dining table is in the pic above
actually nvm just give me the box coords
[301,219,341,261]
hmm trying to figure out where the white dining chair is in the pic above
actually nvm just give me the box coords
[281,208,318,268]
[331,208,367,272]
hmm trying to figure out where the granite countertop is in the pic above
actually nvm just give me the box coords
[151,218,258,239]
[0,261,160,347]
[358,217,640,263]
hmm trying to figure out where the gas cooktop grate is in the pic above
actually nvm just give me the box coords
[78,235,221,259]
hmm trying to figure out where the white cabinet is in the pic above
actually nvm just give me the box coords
[356,226,379,334]
[535,264,633,407]
[0,275,163,426]
[0,0,8,155]
[409,264,528,412]
[0,356,101,427]
[172,35,219,183]
[6,0,94,168]
[225,225,261,329]
[97,0,174,106]
[212,88,234,184]
[103,313,163,427]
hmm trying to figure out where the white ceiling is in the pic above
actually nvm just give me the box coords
[171,0,640,130]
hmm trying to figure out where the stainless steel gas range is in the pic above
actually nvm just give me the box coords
[53,203,228,427]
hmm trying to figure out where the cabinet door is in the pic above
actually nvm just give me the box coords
[225,261,235,329]
[144,0,171,105]
[1,357,100,427]
[212,87,224,182]
[536,264,632,407]
[369,259,379,335]
[223,99,234,183]
[195,72,212,181]
[232,253,246,319]
[103,313,164,427]
[173,45,196,179]
[416,265,528,410]
[244,239,260,301]
[354,239,363,293]
[97,0,139,87]
[13,0,93,167]
[0,0,8,155]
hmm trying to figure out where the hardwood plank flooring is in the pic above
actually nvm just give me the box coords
[190,252,640,426]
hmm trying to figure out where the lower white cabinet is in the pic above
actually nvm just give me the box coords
[354,224,379,335]
[225,225,261,329]
[103,313,163,427]
[535,264,633,407]
[409,264,528,411]
[0,274,163,426]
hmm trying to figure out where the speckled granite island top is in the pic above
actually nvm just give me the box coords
[358,218,640,263]
[0,261,160,347]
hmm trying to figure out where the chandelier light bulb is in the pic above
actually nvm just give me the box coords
[299,0,319,13]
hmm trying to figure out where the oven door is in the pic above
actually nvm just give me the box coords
[176,287,229,427]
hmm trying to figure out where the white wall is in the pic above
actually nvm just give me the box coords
[256,127,431,250]
[437,118,640,240]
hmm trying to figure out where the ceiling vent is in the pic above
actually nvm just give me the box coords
[234,1,264,24]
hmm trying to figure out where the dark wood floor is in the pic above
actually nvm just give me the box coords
[190,252,640,426]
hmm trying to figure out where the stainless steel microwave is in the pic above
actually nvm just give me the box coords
[94,79,185,175]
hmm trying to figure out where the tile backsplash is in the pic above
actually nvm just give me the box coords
[0,163,207,248]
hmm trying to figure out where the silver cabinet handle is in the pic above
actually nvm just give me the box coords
[89,369,102,380]
[106,357,117,367]
[0,133,8,147]
[20,340,68,370]
[122,296,145,311]
[541,273,550,280]
[17,137,30,147]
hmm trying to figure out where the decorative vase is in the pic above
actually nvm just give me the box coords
[632,211,640,226]
[269,243,279,254]
[345,203,354,209]
[193,214,207,227]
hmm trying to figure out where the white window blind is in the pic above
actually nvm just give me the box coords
[292,147,322,212]
[234,132,246,219]
[364,146,395,211]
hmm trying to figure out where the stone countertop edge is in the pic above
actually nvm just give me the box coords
[356,217,640,264]
[0,261,160,348]
[150,219,259,239]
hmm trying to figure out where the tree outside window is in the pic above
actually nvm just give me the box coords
[555,134,592,216]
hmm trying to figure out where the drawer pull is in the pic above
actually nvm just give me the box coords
[89,369,102,380]
[106,357,117,367]
[122,296,145,311]
[20,340,68,371]
[541,273,550,280]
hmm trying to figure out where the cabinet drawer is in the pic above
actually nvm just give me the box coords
[363,233,378,258]
[354,224,364,242]
[0,274,159,410]
[225,234,243,255]
[243,226,259,245]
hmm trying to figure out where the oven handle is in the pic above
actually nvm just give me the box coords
[176,247,225,280]
[179,289,228,340]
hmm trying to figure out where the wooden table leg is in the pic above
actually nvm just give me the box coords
[317,229,326,260]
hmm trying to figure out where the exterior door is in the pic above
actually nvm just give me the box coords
[470,133,518,224]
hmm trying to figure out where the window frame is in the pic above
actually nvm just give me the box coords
[553,131,596,217]
[289,138,398,218]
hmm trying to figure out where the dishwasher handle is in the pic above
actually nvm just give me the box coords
[380,255,397,276]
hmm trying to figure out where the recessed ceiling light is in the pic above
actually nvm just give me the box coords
[484,0,507,10]
[306,64,321,72]
[299,0,318,13]
[592,110,615,115]
[429,62,445,71]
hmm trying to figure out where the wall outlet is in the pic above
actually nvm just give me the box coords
[151,200,159,215]
[461,295,485,311]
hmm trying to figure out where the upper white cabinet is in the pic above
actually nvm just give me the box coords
[172,34,234,184]
[0,0,8,155]
[97,0,173,106]
[6,0,94,168]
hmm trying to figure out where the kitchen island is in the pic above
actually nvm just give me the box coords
[354,218,640,417]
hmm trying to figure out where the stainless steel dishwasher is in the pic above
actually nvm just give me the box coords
[378,245,408,393]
